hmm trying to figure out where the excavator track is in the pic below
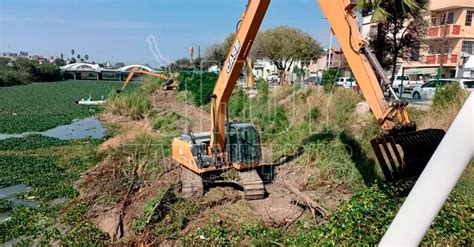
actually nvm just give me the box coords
[181,167,203,198]
[239,170,265,200]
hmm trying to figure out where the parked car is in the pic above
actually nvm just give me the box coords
[304,75,320,86]
[411,79,474,100]
[335,77,356,88]
[266,73,280,84]
[392,75,424,93]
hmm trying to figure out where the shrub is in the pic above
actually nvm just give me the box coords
[419,82,468,130]
[142,76,165,94]
[0,58,62,86]
[305,106,321,122]
[228,89,249,118]
[0,68,24,86]
[177,72,218,106]
[433,83,467,110]
[256,78,269,103]
[104,90,151,120]
[321,68,339,92]
[151,111,181,133]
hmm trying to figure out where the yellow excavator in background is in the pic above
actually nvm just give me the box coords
[116,67,178,94]
[245,57,256,89]
[171,0,445,199]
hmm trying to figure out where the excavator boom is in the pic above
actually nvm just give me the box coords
[318,0,444,180]
[117,67,171,94]
[210,0,270,153]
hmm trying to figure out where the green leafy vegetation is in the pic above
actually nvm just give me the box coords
[141,76,166,95]
[0,205,59,243]
[151,111,182,133]
[0,156,77,200]
[287,186,472,246]
[321,68,339,92]
[433,83,467,110]
[61,201,109,245]
[131,185,198,239]
[105,89,151,120]
[0,199,13,213]
[0,134,69,151]
[0,57,61,87]
[0,80,133,134]
[177,72,218,106]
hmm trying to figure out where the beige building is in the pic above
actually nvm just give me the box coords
[403,0,474,78]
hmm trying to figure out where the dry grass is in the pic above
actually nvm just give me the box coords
[417,84,469,131]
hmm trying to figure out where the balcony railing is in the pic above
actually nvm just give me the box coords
[425,54,459,65]
[427,25,461,38]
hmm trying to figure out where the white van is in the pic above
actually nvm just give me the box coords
[335,77,356,88]
[392,75,424,93]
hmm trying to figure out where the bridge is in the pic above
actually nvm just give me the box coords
[60,63,160,81]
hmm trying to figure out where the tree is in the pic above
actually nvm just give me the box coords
[71,49,75,59]
[170,58,194,71]
[253,26,323,84]
[77,54,81,60]
[204,33,236,66]
[356,0,429,81]
[60,53,64,60]
[84,54,89,61]
[54,58,66,66]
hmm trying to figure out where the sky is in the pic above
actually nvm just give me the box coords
[0,0,332,65]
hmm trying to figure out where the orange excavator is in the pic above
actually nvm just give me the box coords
[171,0,445,199]
[116,67,178,94]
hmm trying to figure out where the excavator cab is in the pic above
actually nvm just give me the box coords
[226,123,261,166]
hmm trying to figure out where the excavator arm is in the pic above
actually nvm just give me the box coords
[117,67,170,94]
[319,0,444,180]
[210,0,270,153]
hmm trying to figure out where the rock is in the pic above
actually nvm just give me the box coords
[356,102,370,115]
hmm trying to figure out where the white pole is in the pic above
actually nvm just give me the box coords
[327,31,333,69]
[380,93,474,246]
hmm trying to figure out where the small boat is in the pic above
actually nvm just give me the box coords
[76,96,106,105]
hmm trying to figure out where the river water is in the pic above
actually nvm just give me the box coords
[0,116,106,140]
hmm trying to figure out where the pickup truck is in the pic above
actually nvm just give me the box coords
[392,75,424,93]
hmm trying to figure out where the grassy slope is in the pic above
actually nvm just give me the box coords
[187,85,473,245]
[0,80,137,134]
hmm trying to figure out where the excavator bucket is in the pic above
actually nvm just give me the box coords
[371,129,445,181]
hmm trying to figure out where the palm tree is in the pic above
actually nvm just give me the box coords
[84,54,89,61]
[77,54,81,60]
[356,0,428,22]
[71,49,75,58]
[356,0,429,83]
[60,53,64,60]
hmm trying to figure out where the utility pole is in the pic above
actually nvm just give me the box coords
[437,14,449,83]
[327,31,334,69]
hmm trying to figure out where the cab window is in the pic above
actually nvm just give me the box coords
[464,81,474,88]
[397,76,409,81]
[238,127,260,165]
[422,80,436,88]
